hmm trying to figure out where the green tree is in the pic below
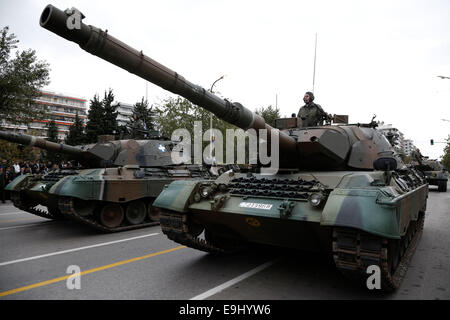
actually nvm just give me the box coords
[128,98,155,139]
[155,98,286,165]
[155,96,235,138]
[155,96,242,164]
[0,26,50,126]
[85,89,119,143]
[255,105,281,127]
[85,94,104,143]
[442,135,450,171]
[65,112,85,146]
[46,119,59,142]
[40,119,60,165]
[102,89,118,135]
[0,140,36,162]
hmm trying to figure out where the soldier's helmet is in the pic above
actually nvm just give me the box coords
[304,91,315,103]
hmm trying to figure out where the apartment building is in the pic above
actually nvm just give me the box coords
[34,90,88,140]
[113,102,133,127]
[402,139,415,155]
[1,90,87,141]
[378,122,415,155]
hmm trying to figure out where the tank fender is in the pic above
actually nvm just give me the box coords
[320,188,400,239]
[153,180,200,213]
[48,169,104,200]
[4,174,29,191]
[49,175,98,200]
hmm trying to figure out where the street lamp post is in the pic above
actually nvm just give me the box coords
[209,75,225,165]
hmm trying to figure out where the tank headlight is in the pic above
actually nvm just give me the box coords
[200,186,212,198]
[309,193,323,207]
[193,192,201,202]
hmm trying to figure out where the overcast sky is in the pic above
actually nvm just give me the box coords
[1,0,449,159]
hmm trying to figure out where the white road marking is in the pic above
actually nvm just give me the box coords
[190,259,278,300]
[0,233,160,267]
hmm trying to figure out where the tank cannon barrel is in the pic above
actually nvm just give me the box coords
[0,130,82,156]
[39,5,297,157]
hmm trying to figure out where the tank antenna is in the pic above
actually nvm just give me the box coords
[312,33,318,93]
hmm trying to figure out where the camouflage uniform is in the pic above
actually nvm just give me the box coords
[297,102,328,127]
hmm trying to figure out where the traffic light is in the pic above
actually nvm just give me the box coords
[430,139,434,145]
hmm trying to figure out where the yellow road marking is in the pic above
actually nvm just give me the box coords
[0,245,185,297]
[0,217,43,224]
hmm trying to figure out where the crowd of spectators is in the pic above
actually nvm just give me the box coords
[0,159,79,203]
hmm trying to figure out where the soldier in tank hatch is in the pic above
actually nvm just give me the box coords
[297,91,331,127]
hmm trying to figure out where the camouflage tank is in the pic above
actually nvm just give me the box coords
[418,159,448,192]
[40,4,428,290]
[1,130,86,220]
[1,130,219,232]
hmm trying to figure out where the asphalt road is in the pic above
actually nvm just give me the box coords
[0,182,449,300]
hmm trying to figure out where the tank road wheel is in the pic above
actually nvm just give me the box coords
[100,204,124,228]
[125,200,147,225]
[147,201,161,222]
[73,198,96,217]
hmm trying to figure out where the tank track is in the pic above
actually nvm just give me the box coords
[10,192,64,220]
[161,208,424,290]
[332,212,424,291]
[160,210,237,254]
[58,197,159,233]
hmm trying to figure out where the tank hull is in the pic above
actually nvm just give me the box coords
[423,171,448,192]
[5,171,80,220]
[155,170,428,290]
[155,171,428,242]
[47,165,215,232]
[4,165,216,231]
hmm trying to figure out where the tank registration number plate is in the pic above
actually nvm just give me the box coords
[239,202,273,210]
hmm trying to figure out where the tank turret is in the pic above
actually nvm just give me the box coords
[417,159,448,192]
[0,130,178,168]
